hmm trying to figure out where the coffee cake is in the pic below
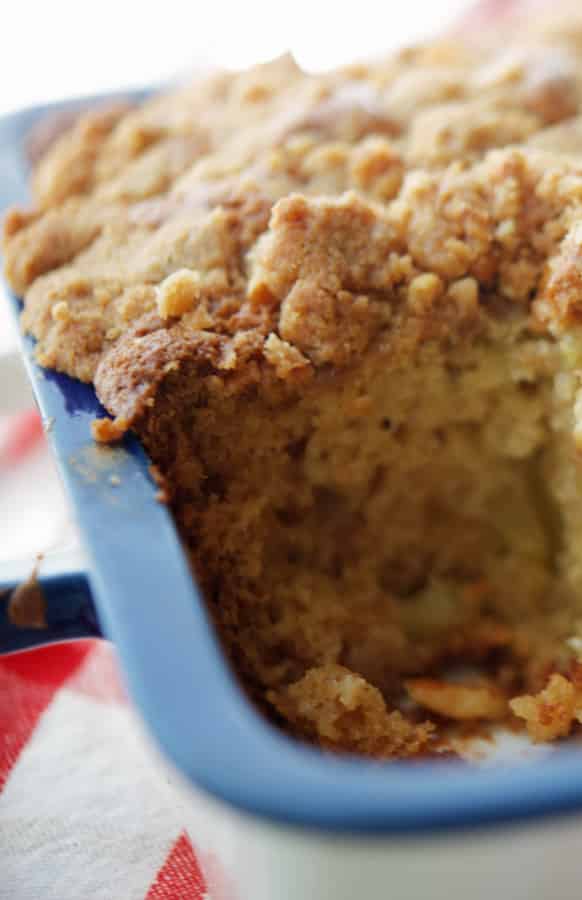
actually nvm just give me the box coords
[8,11,582,756]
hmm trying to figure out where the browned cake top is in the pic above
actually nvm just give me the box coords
[6,16,582,430]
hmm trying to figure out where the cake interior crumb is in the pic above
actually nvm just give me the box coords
[144,323,582,754]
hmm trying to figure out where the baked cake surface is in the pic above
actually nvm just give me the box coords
[8,9,582,756]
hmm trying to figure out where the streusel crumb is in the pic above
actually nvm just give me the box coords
[157,269,202,319]
[510,673,582,742]
[91,416,129,444]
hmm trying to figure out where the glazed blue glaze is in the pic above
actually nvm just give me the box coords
[3,96,582,836]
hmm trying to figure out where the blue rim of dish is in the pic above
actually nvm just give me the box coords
[4,93,582,837]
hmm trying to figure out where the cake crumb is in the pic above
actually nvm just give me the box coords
[406,678,508,721]
[149,464,171,503]
[447,277,480,317]
[157,269,202,319]
[269,664,434,758]
[91,416,129,443]
[51,300,70,322]
[408,273,444,313]
[263,332,311,379]
[510,673,582,742]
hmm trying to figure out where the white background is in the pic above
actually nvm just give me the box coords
[0,1,471,115]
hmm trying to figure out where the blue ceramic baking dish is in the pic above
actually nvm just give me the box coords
[4,91,582,900]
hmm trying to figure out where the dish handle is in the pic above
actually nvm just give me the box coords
[0,571,101,654]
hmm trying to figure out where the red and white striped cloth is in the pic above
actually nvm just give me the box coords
[0,410,229,898]
[0,411,231,900]
[0,639,215,899]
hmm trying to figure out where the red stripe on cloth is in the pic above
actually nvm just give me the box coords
[146,832,207,900]
[0,409,44,469]
[0,641,93,792]
[67,641,127,705]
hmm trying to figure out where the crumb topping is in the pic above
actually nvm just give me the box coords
[510,671,582,741]
[156,268,202,319]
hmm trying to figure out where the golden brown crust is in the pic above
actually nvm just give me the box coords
[6,35,582,390]
[8,138,582,398]
[95,314,231,423]
[84,148,582,437]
